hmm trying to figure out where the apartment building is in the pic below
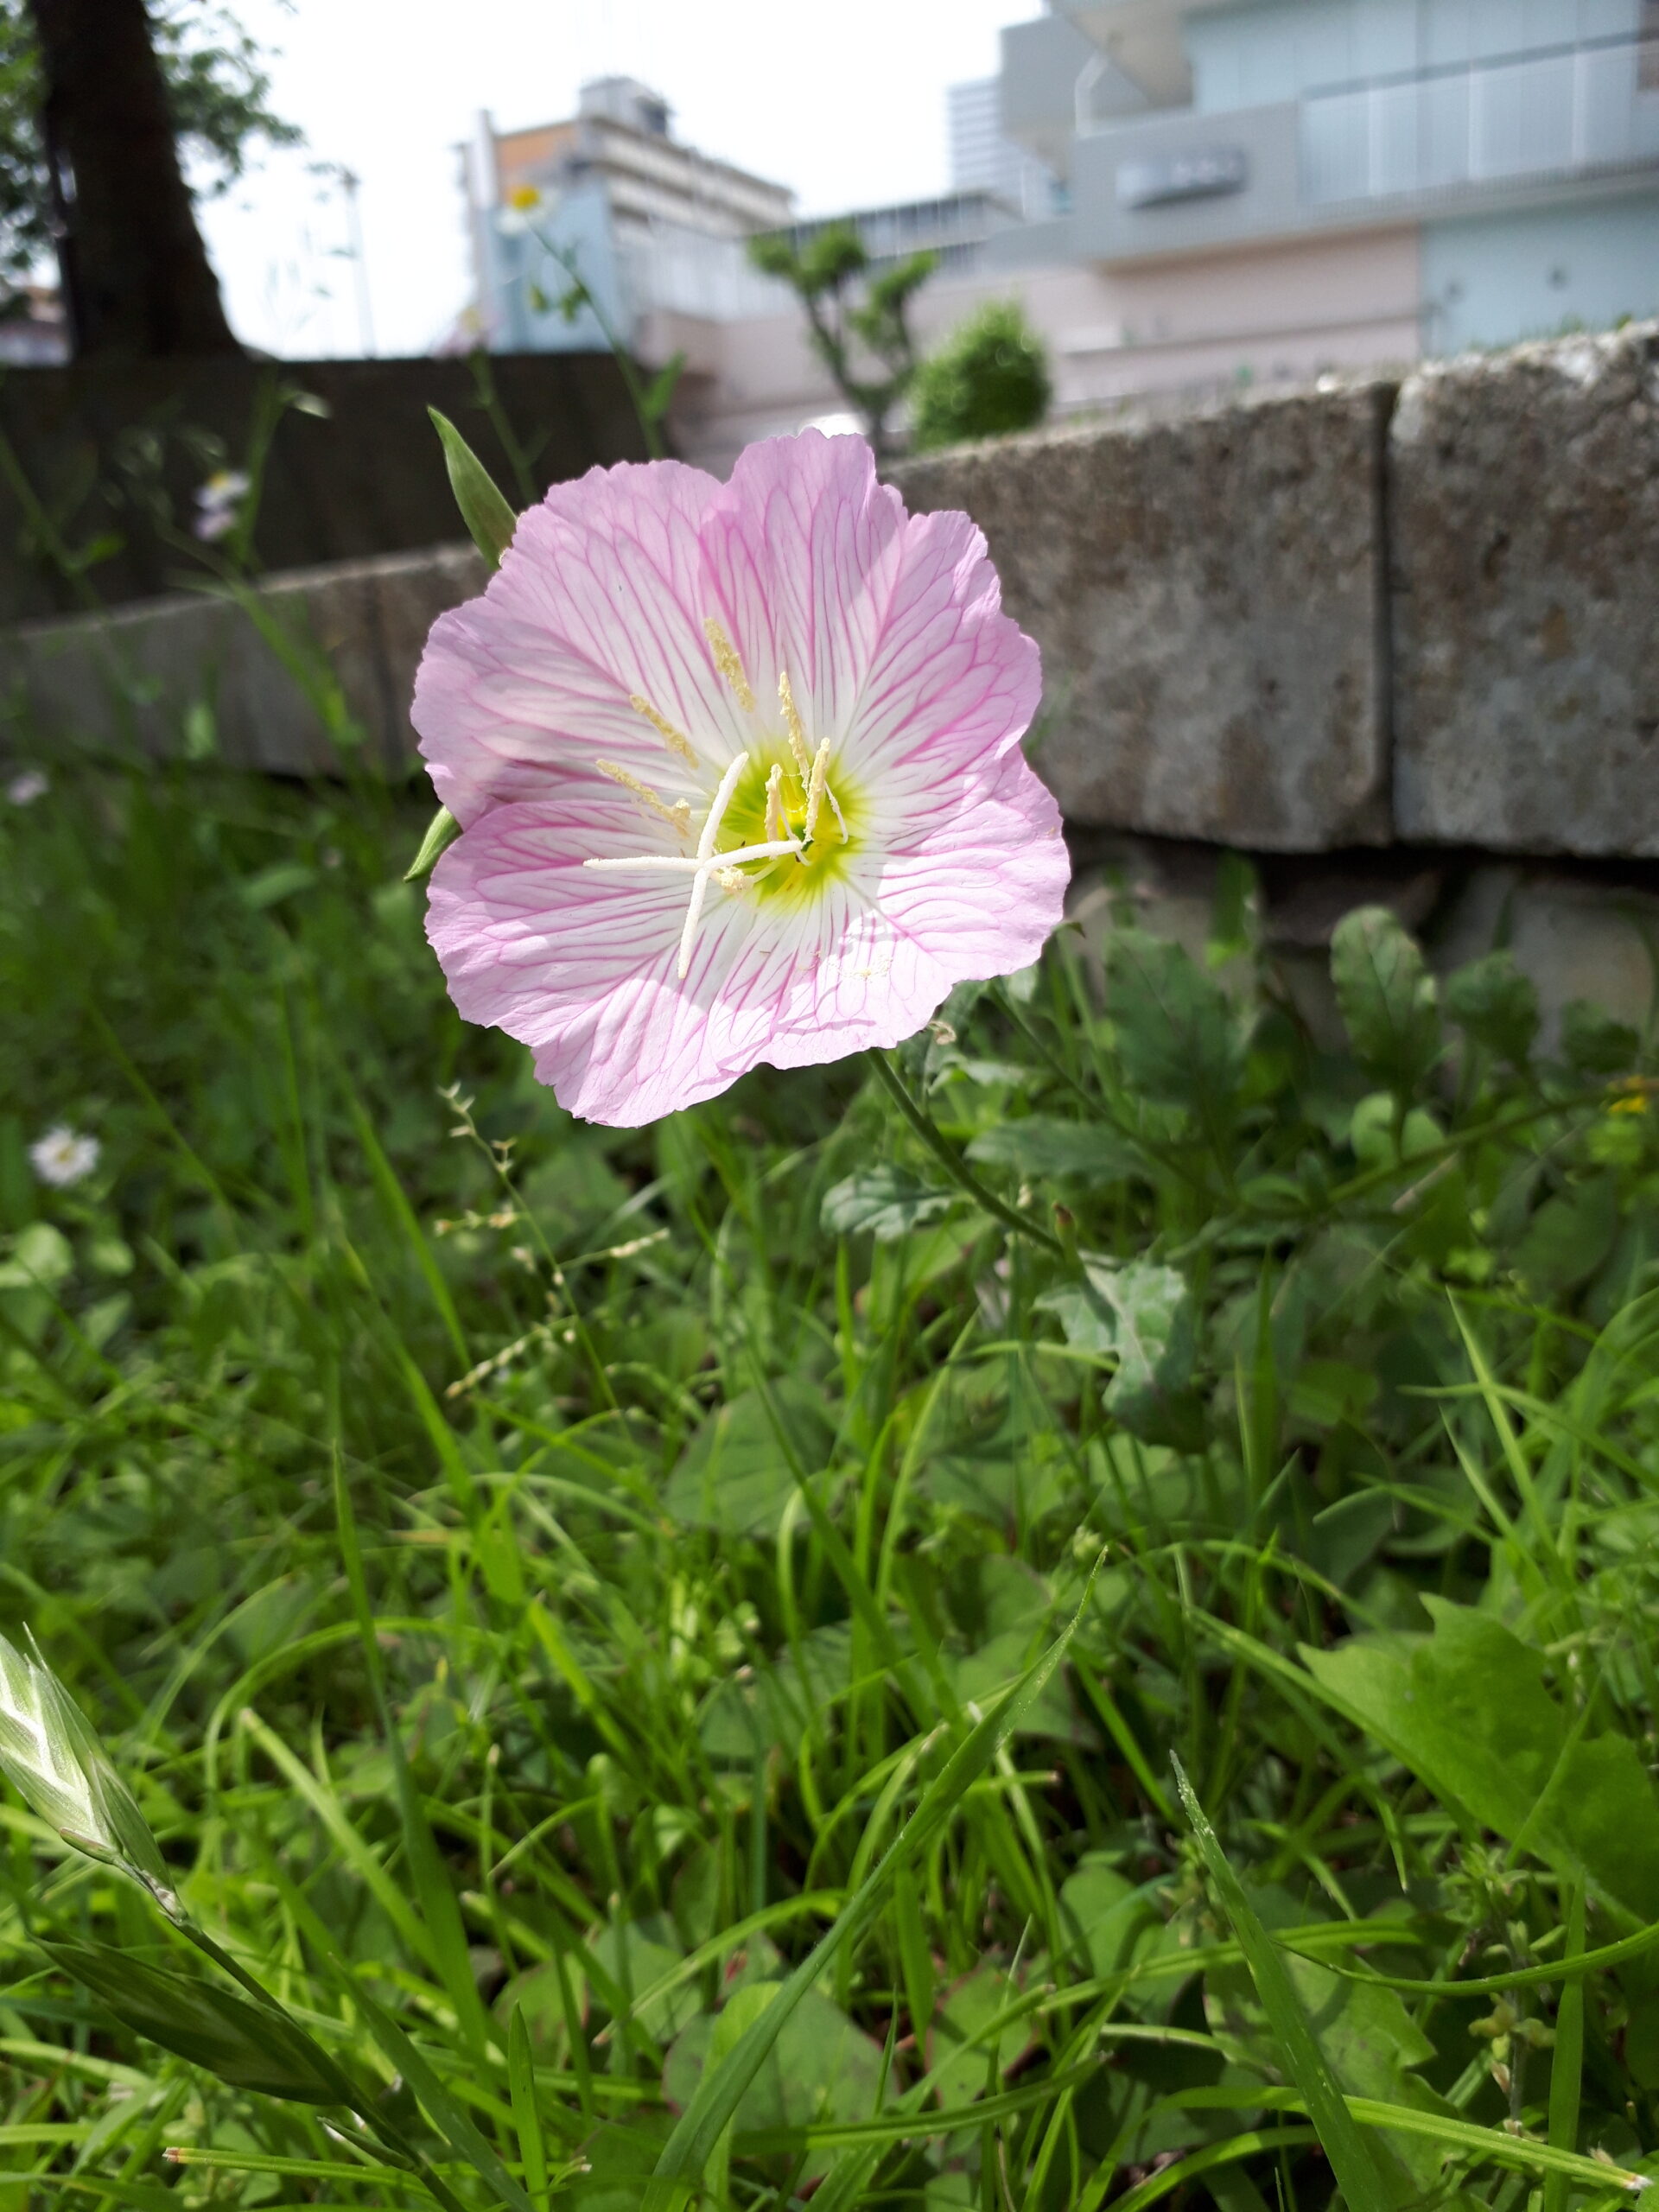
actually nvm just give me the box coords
[988,0,1659,399]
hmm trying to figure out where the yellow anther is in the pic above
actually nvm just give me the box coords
[803,739,831,843]
[594,758,691,839]
[764,762,790,846]
[629,693,699,767]
[715,866,753,893]
[703,617,756,713]
[779,668,810,778]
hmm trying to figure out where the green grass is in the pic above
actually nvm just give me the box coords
[4,757,1659,2212]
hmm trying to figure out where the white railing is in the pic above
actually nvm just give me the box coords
[1301,33,1659,206]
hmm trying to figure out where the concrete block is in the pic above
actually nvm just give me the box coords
[5,543,486,775]
[889,382,1394,852]
[1391,321,1659,855]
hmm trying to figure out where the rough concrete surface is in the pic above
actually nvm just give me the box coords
[1391,321,1659,855]
[890,381,1395,852]
[8,543,486,776]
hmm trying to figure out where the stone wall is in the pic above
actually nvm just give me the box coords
[5,322,1657,861]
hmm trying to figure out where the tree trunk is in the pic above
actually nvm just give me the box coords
[28,0,242,356]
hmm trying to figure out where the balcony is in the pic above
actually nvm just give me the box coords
[1302,33,1659,207]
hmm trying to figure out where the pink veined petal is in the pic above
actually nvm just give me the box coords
[699,430,907,750]
[426,749,1069,1126]
[412,456,746,826]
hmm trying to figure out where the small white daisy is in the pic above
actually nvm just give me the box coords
[29,1126,100,1188]
[6,770,48,806]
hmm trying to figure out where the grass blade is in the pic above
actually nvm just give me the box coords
[645,1590,1088,2209]
[1172,1755,1399,2212]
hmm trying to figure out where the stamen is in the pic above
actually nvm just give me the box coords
[764,762,789,846]
[583,836,802,874]
[779,669,811,779]
[715,867,753,893]
[803,739,831,844]
[595,758,691,839]
[677,750,750,978]
[629,693,699,767]
[825,784,849,843]
[703,618,756,713]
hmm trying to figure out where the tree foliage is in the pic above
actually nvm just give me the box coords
[0,0,299,295]
[910,297,1052,454]
[748,219,935,457]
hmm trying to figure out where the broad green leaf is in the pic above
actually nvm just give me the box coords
[591,1916,701,2040]
[428,407,518,569]
[41,1942,340,2104]
[1301,1599,1659,1921]
[404,804,462,883]
[1103,929,1245,1121]
[1172,1762,1400,2212]
[662,1382,836,1537]
[0,1223,73,1292]
[965,1117,1144,1183]
[1330,906,1440,1094]
[1443,950,1540,1066]
[925,1965,1029,2108]
[1037,1256,1196,1440]
[1058,1859,1163,1978]
[1204,1887,1445,2195]
[822,1167,956,1241]
[1514,1172,1619,1294]
[664,1984,890,2177]
[1560,1000,1639,1075]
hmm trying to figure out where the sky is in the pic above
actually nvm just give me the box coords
[195,0,1027,359]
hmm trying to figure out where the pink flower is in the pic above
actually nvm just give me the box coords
[412,432,1068,1126]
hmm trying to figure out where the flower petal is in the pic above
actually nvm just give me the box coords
[413,457,744,825]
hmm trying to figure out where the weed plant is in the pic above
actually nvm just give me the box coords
[3,761,1659,2212]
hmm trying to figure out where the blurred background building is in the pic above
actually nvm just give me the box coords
[458,7,1659,468]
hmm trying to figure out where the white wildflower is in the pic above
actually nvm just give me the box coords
[29,1126,99,1188]
[5,769,48,806]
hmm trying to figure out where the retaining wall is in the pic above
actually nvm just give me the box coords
[5,322,1657,860]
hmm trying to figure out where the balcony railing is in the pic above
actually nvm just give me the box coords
[1301,32,1659,207]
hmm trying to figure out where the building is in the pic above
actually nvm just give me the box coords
[984,0,1659,398]
[461,79,798,354]
[948,78,1062,218]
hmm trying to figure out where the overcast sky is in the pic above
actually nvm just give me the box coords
[195,0,1025,359]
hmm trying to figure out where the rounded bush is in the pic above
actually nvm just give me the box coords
[908,299,1052,454]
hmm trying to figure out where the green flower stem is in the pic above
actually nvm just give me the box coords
[868,1051,1062,1256]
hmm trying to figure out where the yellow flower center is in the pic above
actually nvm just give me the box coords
[582,622,853,977]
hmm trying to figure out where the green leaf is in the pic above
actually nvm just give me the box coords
[509,2001,549,2202]
[1443,950,1540,1066]
[640,350,688,425]
[1037,1256,1197,1440]
[821,1167,956,1242]
[1330,907,1441,1094]
[664,1984,891,2177]
[404,805,463,883]
[1103,930,1245,1121]
[1514,1172,1619,1295]
[1301,1599,1659,1921]
[663,1382,837,1538]
[1204,1888,1446,2196]
[645,1599,1086,2210]
[428,407,518,569]
[40,1942,340,2104]
[1171,1762,1400,2212]
[965,1117,1144,1183]
[1560,1000,1640,1075]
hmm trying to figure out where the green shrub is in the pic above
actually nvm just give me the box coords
[909,297,1052,452]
